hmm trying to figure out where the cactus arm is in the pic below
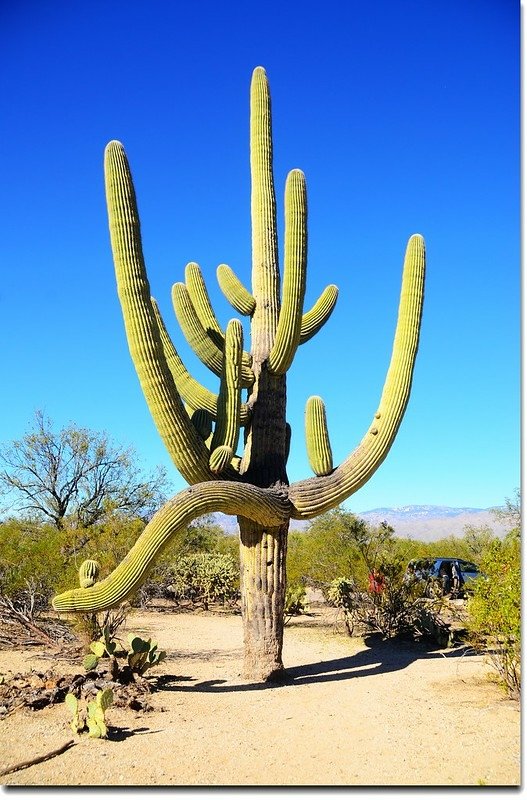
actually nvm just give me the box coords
[289,234,426,518]
[217,264,256,316]
[209,319,243,472]
[151,297,250,425]
[305,396,333,476]
[172,282,254,388]
[172,281,224,375]
[190,408,213,440]
[185,262,224,336]
[268,169,308,374]
[209,445,235,473]
[52,482,291,612]
[185,262,254,373]
[104,140,216,485]
[300,284,339,345]
[250,66,280,359]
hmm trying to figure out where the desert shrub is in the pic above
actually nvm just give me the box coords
[325,577,364,635]
[284,584,307,618]
[287,508,397,589]
[169,552,239,608]
[467,533,520,698]
[325,562,433,639]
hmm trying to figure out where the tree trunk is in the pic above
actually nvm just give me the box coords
[238,516,288,681]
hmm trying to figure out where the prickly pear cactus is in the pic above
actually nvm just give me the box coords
[65,692,83,735]
[86,688,113,739]
[53,67,426,682]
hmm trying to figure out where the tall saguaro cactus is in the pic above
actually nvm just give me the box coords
[53,67,426,682]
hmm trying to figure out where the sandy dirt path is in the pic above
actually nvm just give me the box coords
[0,609,520,786]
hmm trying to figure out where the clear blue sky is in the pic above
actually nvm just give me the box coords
[0,0,519,512]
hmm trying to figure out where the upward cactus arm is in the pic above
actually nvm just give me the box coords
[185,262,254,373]
[172,282,254,388]
[209,319,244,473]
[217,264,256,316]
[268,169,307,375]
[104,141,216,485]
[151,298,250,425]
[289,234,426,518]
[185,262,224,336]
[300,284,339,345]
[52,482,291,612]
[250,66,280,359]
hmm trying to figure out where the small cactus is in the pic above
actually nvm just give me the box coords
[126,634,167,676]
[65,688,113,738]
[86,688,113,739]
[82,625,118,671]
[65,692,83,735]
[79,559,100,588]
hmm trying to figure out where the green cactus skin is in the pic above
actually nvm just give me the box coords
[151,298,250,427]
[267,169,307,375]
[305,396,333,476]
[104,141,220,486]
[65,692,83,735]
[209,444,234,474]
[191,408,214,440]
[210,319,243,457]
[53,67,425,682]
[289,233,425,517]
[82,653,99,671]
[172,282,254,388]
[78,559,100,588]
[53,481,290,612]
[300,284,339,344]
[217,263,256,316]
[185,263,255,375]
[87,689,113,738]
[126,635,167,675]
[185,262,224,337]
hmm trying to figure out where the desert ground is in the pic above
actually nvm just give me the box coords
[0,607,520,787]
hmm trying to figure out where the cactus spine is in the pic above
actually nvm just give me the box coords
[53,67,425,682]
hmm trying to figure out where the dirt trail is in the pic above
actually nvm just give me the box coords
[0,609,520,786]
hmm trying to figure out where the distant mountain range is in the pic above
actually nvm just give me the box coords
[212,504,508,542]
[357,505,508,542]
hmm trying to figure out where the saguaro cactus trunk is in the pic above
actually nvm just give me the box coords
[53,67,426,682]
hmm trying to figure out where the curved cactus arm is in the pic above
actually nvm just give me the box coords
[268,169,308,375]
[217,263,256,316]
[209,319,243,472]
[104,141,217,485]
[305,396,333,476]
[52,482,291,612]
[172,281,224,374]
[250,66,280,358]
[186,262,254,373]
[289,234,426,518]
[300,284,339,345]
[151,297,250,426]
[172,282,255,388]
[185,261,224,336]
[190,408,214,440]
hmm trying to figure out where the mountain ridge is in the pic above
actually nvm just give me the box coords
[211,504,508,542]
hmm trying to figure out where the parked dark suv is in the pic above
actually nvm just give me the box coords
[406,557,481,598]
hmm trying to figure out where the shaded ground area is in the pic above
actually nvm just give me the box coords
[0,609,520,786]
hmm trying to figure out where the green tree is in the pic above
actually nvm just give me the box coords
[467,532,520,697]
[287,507,396,590]
[0,411,169,529]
